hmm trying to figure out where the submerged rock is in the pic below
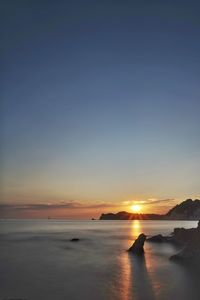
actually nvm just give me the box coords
[128,233,146,254]
[70,238,80,242]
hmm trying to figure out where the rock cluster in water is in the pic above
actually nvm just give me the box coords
[146,220,200,264]
[128,221,200,265]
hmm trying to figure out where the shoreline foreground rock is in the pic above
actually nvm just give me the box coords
[128,233,146,255]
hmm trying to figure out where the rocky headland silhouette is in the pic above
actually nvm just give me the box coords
[100,199,200,220]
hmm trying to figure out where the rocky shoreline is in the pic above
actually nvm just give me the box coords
[128,221,200,265]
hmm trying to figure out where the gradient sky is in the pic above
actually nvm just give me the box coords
[1,0,200,218]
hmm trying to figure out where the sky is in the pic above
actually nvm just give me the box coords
[1,0,200,219]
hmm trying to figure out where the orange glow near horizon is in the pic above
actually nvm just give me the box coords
[0,198,179,219]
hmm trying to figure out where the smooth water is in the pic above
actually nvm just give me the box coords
[0,220,200,300]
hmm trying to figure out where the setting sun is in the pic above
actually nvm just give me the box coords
[130,204,142,213]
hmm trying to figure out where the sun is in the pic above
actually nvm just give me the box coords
[130,204,142,213]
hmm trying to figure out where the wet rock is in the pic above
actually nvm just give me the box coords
[128,233,146,255]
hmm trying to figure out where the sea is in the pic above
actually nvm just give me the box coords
[0,220,200,300]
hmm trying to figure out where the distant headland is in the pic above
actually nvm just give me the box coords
[99,199,200,220]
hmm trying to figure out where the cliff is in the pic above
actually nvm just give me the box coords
[166,199,200,220]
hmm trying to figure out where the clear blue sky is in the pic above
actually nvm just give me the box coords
[1,1,200,217]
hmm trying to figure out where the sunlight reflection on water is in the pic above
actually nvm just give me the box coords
[130,219,143,239]
[116,252,132,300]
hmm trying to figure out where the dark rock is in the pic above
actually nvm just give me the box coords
[128,233,146,254]
[70,238,80,242]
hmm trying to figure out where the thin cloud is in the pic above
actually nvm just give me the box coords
[0,201,120,211]
[0,202,80,211]
[0,198,176,212]
[144,198,175,205]
[128,198,175,206]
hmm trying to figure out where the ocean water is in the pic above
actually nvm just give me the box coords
[0,220,200,300]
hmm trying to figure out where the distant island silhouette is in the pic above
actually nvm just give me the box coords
[99,199,200,220]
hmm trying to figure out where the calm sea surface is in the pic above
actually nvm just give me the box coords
[0,220,200,300]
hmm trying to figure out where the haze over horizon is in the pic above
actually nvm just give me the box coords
[1,1,200,219]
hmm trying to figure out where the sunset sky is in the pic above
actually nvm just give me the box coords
[1,1,200,219]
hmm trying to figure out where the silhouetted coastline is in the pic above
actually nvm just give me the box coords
[100,199,200,220]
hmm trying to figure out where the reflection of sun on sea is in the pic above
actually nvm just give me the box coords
[131,220,141,238]
[115,208,143,300]
[129,204,143,237]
